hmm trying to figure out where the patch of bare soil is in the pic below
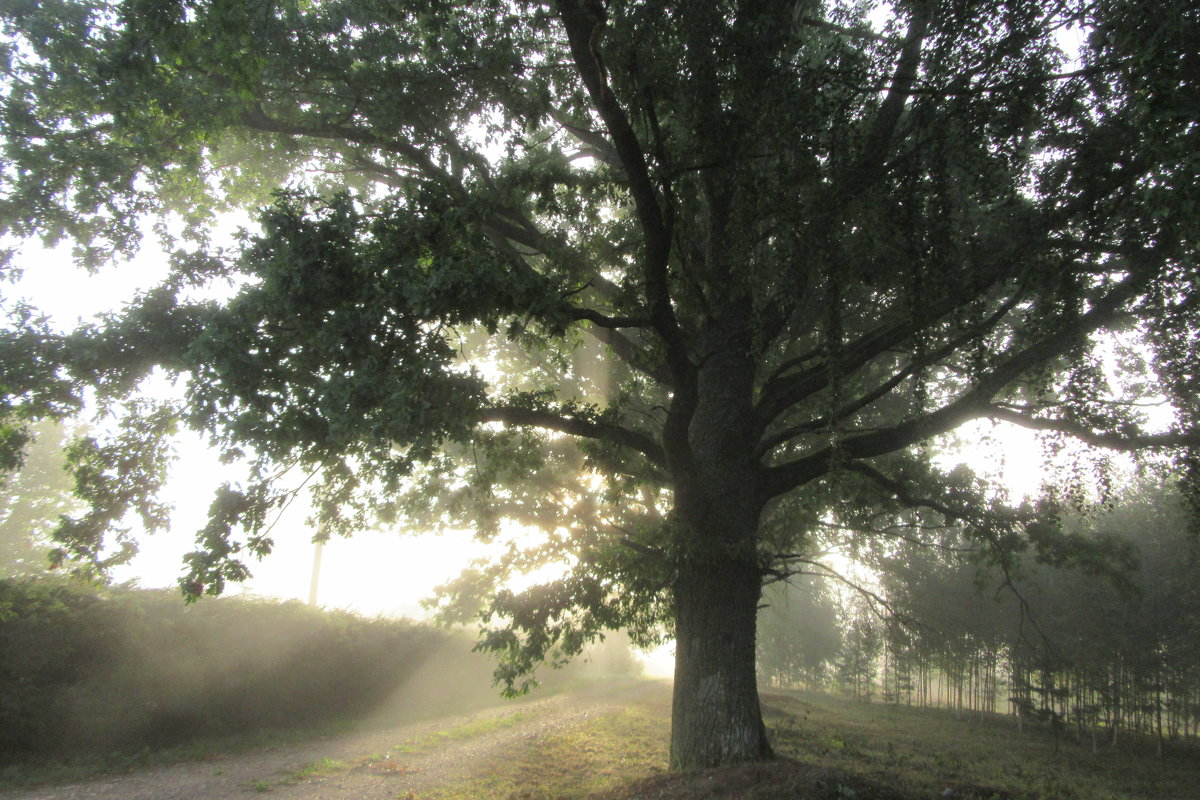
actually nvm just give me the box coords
[0,681,660,800]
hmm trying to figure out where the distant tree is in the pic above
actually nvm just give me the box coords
[837,598,883,702]
[0,420,81,577]
[757,577,841,690]
[1,0,1198,768]
[862,472,1200,748]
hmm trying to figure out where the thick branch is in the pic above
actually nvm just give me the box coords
[565,307,650,329]
[553,2,689,380]
[583,323,672,386]
[760,267,1155,499]
[757,293,1023,457]
[795,15,899,44]
[481,406,666,469]
[548,108,620,167]
[892,64,1126,99]
[241,106,452,188]
[757,315,920,425]
[836,7,929,200]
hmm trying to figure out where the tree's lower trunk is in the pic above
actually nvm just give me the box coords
[670,555,773,769]
[665,338,772,769]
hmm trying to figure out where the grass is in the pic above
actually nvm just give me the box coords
[290,755,349,780]
[390,710,534,754]
[3,682,1197,799]
[411,690,671,800]
[396,685,1200,800]
[755,690,1200,800]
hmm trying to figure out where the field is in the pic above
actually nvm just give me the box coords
[411,683,1200,800]
[534,686,1200,800]
[3,680,1197,800]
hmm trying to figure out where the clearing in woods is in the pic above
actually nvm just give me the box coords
[1,681,1197,800]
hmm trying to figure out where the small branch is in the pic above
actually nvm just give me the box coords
[984,406,1198,451]
[768,554,924,630]
[816,517,981,554]
[842,461,979,523]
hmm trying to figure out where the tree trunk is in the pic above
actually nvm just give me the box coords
[664,327,773,769]
[671,554,773,768]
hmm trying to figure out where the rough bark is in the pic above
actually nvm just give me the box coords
[670,554,773,768]
[668,344,774,768]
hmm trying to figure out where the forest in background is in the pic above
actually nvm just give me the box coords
[757,471,1200,757]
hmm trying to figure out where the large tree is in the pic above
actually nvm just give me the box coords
[1,0,1197,768]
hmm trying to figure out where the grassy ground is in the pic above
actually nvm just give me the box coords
[419,698,671,799]
[422,685,1200,800]
[756,690,1200,800]
[3,682,1197,799]
[0,722,359,792]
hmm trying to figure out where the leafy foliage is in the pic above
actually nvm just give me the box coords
[1,0,1197,766]
[0,578,455,759]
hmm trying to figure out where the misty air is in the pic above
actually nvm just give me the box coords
[1,1,1198,798]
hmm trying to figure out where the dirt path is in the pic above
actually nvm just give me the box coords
[1,681,667,800]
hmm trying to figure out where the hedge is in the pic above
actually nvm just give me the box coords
[0,577,456,759]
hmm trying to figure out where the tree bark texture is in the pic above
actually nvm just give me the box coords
[670,554,774,768]
[668,347,774,768]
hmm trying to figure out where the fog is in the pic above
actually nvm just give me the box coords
[0,581,644,762]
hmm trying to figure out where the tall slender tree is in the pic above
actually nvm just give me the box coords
[0,420,80,576]
[1,0,1197,767]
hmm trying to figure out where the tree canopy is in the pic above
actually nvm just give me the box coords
[1,0,1197,768]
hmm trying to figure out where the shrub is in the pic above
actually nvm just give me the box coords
[0,577,453,759]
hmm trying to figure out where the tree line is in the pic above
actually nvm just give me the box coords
[757,476,1200,755]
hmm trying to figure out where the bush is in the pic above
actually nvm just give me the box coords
[0,577,454,760]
